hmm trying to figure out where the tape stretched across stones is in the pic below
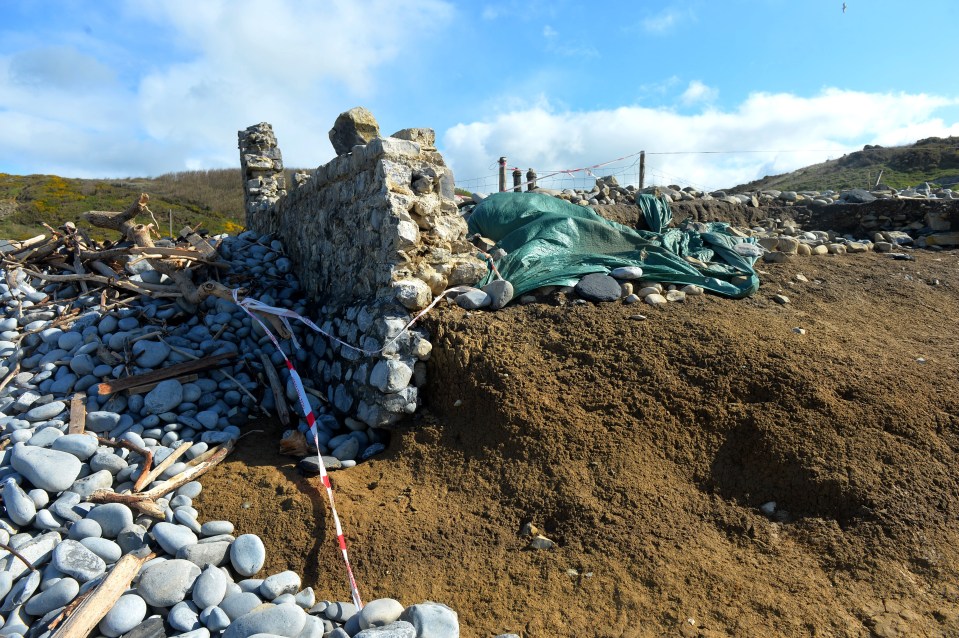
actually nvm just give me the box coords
[230,284,470,609]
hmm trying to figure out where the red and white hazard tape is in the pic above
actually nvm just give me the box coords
[230,284,472,609]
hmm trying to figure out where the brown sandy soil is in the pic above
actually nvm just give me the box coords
[197,249,959,638]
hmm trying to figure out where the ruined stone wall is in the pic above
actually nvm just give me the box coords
[238,121,485,427]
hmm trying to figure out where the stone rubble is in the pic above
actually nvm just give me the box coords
[0,230,461,637]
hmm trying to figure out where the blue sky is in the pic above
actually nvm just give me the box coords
[2,0,958,191]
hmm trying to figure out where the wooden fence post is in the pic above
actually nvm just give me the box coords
[639,151,646,190]
[498,157,507,192]
[512,168,522,192]
[526,169,537,191]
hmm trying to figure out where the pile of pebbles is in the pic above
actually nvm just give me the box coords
[0,230,463,637]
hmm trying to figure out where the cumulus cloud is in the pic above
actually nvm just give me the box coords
[0,0,453,177]
[680,80,718,105]
[441,89,959,193]
[641,7,694,34]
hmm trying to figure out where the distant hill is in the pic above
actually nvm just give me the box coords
[728,136,959,193]
[0,169,248,241]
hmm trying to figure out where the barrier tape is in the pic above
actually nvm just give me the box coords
[230,283,476,609]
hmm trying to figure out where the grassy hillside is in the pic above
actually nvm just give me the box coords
[730,136,959,193]
[0,169,247,241]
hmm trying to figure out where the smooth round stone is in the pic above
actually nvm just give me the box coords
[27,427,63,448]
[23,400,66,422]
[11,444,82,492]
[611,266,644,280]
[201,520,234,537]
[358,598,405,629]
[260,571,301,600]
[98,593,147,638]
[455,288,490,310]
[68,518,103,540]
[137,559,201,607]
[87,503,134,538]
[3,569,41,611]
[482,279,514,310]
[174,509,203,534]
[220,591,263,621]
[80,537,122,564]
[144,379,183,414]
[69,469,114,500]
[86,411,122,433]
[53,539,106,582]
[221,602,306,638]
[34,508,64,530]
[326,602,358,622]
[117,524,149,554]
[90,452,127,475]
[69,354,96,376]
[400,602,459,638]
[117,316,140,331]
[170,600,202,632]
[57,332,83,351]
[152,522,198,555]
[133,341,171,368]
[196,410,219,429]
[178,481,203,499]
[24,576,79,616]
[201,605,231,632]
[294,587,315,609]
[193,564,228,609]
[2,479,36,526]
[230,534,266,577]
[575,273,622,302]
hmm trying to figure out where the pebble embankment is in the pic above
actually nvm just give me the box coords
[0,230,469,638]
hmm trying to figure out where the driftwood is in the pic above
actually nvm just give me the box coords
[96,352,237,395]
[83,194,203,305]
[49,549,154,638]
[133,441,192,492]
[260,352,291,425]
[89,441,233,517]
[68,393,86,434]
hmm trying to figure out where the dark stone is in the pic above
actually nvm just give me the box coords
[120,616,167,638]
[574,273,622,302]
[298,456,343,475]
[840,188,877,204]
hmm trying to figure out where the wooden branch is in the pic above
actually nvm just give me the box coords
[69,393,86,434]
[95,437,154,472]
[21,267,182,298]
[96,352,236,395]
[0,541,38,572]
[89,441,233,517]
[0,235,46,255]
[49,549,154,638]
[133,441,192,493]
[260,352,290,426]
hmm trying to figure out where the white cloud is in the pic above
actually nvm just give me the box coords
[641,7,694,34]
[680,80,718,105]
[441,89,959,193]
[0,0,453,177]
[543,24,558,38]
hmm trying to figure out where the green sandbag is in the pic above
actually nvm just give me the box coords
[467,191,760,298]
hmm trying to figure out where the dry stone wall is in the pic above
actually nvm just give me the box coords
[238,118,484,427]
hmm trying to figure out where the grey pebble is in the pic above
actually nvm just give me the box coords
[201,520,234,536]
[222,602,307,638]
[575,273,622,302]
[68,518,103,540]
[87,503,134,538]
[326,601,358,622]
[86,411,122,433]
[144,379,183,414]
[98,593,147,638]
[169,600,202,632]
[192,564,228,609]
[90,452,128,475]
[24,577,79,616]
[23,400,65,422]
[358,598,405,629]
[354,621,416,638]
[178,540,232,567]
[53,539,106,582]
[260,570,301,600]
[220,591,263,620]
[1,569,41,612]
[400,602,460,638]
[230,534,266,577]
[2,479,36,526]
[133,340,171,368]
[177,480,203,498]
[136,558,201,607]
[201,605,232,632]
[10,444,82,492]
[79,536,122,564]
[152,521,198,555]
[68,469,114,499]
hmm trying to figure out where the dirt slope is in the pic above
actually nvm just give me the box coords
[198,250,959,637]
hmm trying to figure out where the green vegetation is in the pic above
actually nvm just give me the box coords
[730,136,959,193]
[0,169,247,240]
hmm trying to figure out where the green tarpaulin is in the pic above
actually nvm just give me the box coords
[468,191,760,298]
